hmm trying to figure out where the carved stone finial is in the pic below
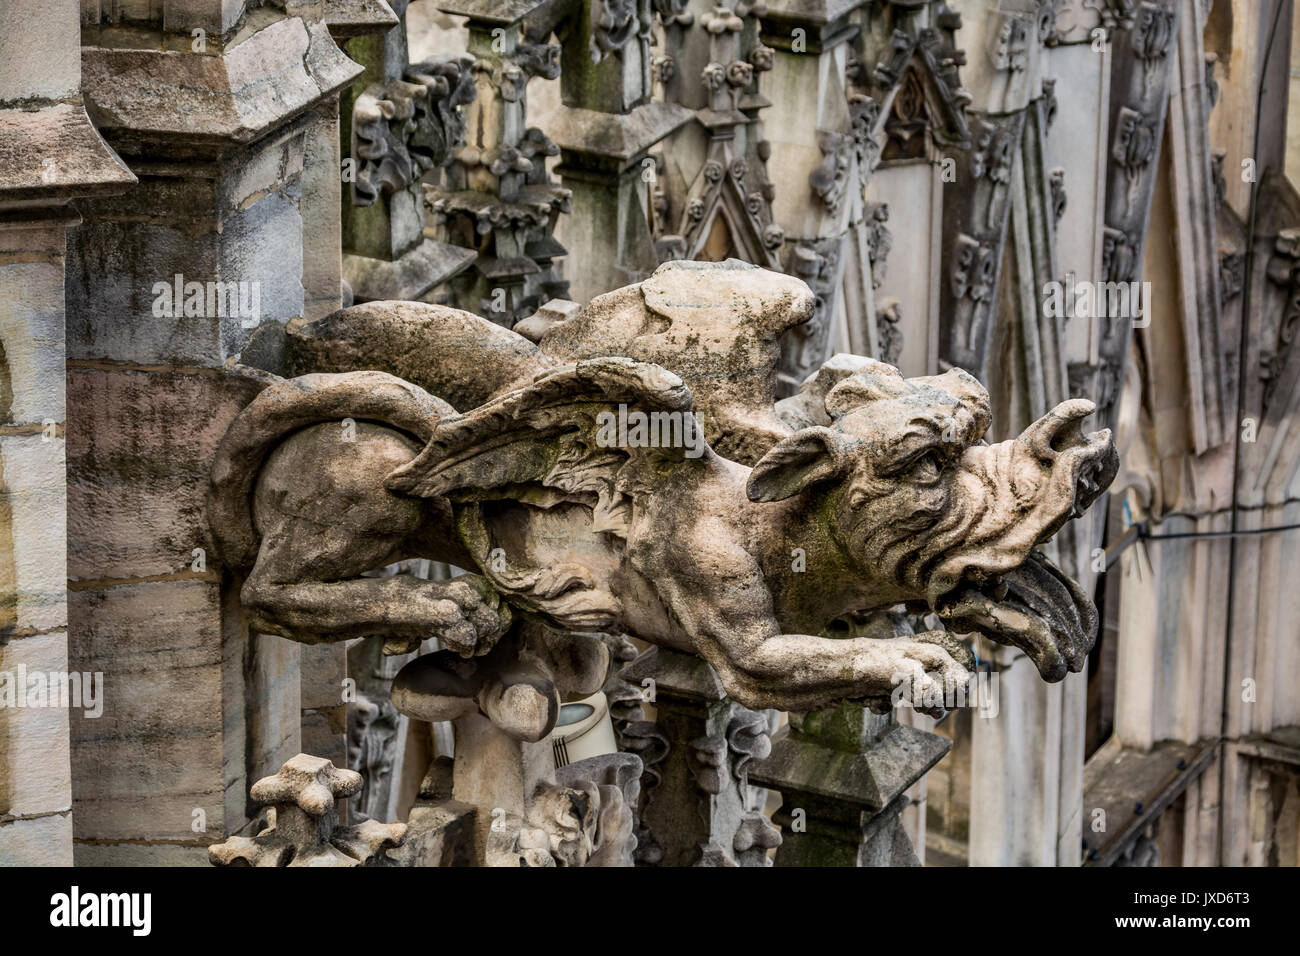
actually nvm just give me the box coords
[210,754,405,868]
[250,753,362,816]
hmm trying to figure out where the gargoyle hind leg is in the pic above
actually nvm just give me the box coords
[240,421,511,656]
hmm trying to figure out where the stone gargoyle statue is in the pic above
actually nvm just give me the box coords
[210,260,1117,734]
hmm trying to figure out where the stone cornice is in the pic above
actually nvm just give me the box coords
[547,100,693,168]
[81,18,362,157]
[0,102,136,209]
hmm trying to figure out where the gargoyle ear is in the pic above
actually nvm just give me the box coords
[746,427,844,502]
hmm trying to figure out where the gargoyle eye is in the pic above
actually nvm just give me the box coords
[908,449,943,483]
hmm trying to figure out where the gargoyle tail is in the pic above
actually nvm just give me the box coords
[280,300,556,412]
[206,370,451,573]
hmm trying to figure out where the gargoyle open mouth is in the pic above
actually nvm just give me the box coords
[922,404,1117,682]
[931,549,1096,681]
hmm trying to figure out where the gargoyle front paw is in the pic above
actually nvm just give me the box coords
[383,574,512,657]
[860,636,973,720]
[442,574,513,654]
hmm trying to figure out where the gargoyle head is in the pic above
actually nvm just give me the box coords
[748,359,1118,681]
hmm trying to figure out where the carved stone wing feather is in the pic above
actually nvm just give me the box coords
[385,358,698,632]
[385,357,697,531]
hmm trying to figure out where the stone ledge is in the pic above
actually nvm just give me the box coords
[1235,725,1300,769]
[436,0,550,27]
[343,237,475,302]
[549,100,694,167]
[315,0,400,39]
[759,0,862,53]
[0,104,136,206]
[749,721,951,812]
[82,18,362,154]
[1080,735,1218,867]
[760,0,863,26]
[620,645,726,704]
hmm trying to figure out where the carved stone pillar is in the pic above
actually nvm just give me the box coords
[547,0,693,303]
[425,0,571,326]
[946,0,1180,874]
[1093,0,1178,430]
[857,0,972,379]
[67,0,362,864]
[0,0,135,866]
[1220,188,1300,863]
[750,701,951,866]
[345,635,412,822]
[646,1,785,286]
[759,0,895,388]
[620,646,780,866]
[340,0,478,303]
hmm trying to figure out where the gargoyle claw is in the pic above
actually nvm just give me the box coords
[432,574,513,657]
[854,636,972,720]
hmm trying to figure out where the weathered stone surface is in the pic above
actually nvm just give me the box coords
[73,842,210,868]
[0,434,66,634]
[316,0,401,39]
[0,0,80,102]
[300,642,347,767]
[513,297,580,342]
[0,105,136,206]
[0,0,136,873]
[0,630,73,819]
[282,301,554,410]
[65,357,291,855]
[81,18,362,151]
[67,365,272,581]
[70,720,224,844]
[343,238,475,301]
[539,260,814,465]
[69,580,221,674]
[65,582,291,849]
[548,100,693,164]
[436,0,549,26]
[0,812,72,866]
[0,249,67,426]
[66,160,307,367]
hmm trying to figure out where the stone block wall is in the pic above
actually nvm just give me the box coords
[58,3,362,865]
[0,0,133,866]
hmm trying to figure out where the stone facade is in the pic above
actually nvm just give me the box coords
[0,0,1297,870]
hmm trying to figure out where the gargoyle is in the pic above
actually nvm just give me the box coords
[209,261,1116,729]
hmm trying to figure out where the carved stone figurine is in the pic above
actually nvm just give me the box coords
[208,260,1116,863]
[210,754,407,867]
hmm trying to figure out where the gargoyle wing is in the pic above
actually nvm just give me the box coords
[386,356,695,517]
[533,259,815,465]
[384,357,700,631]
